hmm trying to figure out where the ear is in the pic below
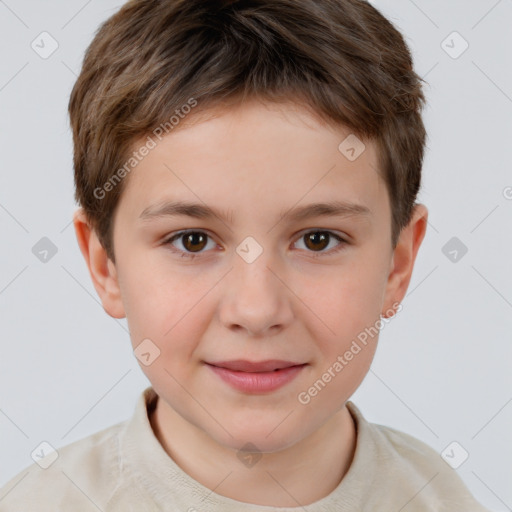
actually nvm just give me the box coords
[72,208,126,319]
[381,203,428,317]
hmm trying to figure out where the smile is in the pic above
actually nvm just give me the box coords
[205,360,307,393]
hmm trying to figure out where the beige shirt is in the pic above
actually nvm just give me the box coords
[0,386,490,511]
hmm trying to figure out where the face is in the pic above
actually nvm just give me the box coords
[82,99,422,453]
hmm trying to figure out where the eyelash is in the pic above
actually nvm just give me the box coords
[163,229,348,260]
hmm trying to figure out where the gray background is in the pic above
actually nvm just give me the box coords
[0,0,511,510]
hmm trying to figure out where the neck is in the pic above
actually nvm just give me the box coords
[149,398,357,507]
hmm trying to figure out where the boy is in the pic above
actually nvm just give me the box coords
[0,0,492,510]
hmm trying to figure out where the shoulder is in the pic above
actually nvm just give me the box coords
[371,419,446,471]
[346,402,491,512]
[0,420,126,511]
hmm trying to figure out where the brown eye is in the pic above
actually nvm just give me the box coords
[165,230,215,257]
[294,230,347,256]
[304,232,330,251]
[181,232,208,252]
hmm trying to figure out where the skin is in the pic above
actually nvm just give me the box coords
[73,98,428,507]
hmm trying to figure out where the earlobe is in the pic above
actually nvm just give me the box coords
[381,204,428,316]
[72,208,126,319]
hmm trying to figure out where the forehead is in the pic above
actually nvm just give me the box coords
[117,100,388,224]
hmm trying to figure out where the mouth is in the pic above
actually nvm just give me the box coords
[205,360,307,393]
[206,359,305,372]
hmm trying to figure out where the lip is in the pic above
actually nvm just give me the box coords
[205,360,307,393]
[208,359,303,372]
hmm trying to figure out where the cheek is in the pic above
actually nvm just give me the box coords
[295,261,386,347]
[121,276,218,397]
[118,251,211,340]
[297,346,376,414]
[295,269,384,409]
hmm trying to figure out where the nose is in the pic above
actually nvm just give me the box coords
[218,247,294,338]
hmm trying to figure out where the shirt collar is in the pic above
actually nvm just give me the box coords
[119,386,375,511]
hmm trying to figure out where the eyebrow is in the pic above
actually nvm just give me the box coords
[139,200,371,224]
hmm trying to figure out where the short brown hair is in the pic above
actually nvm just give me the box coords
[69,0,427,263]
